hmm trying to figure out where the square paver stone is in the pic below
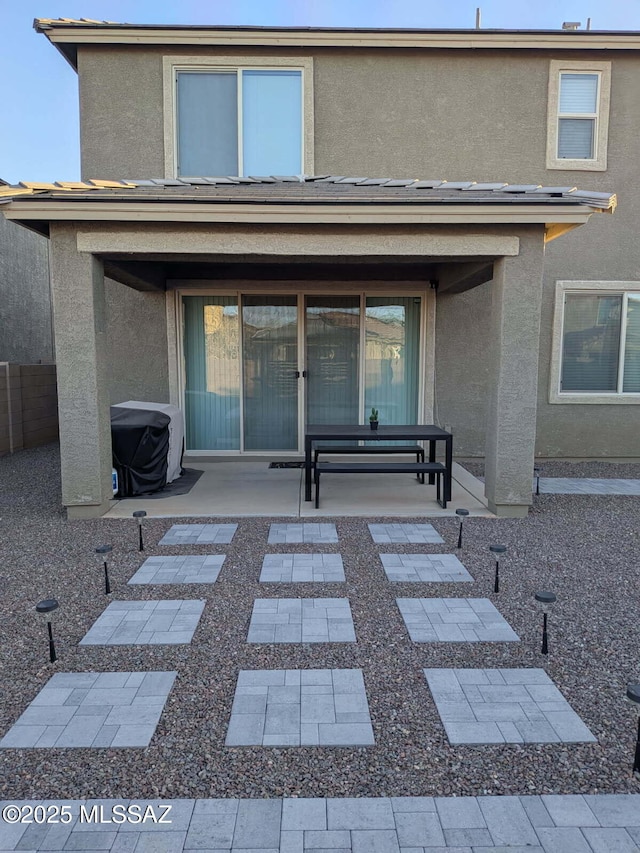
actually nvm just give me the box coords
[128,555,225,585]
[424,668,597,745]
[0,672,176,748]
[260,553,345,583]
[381,553,473,582]
[268,523,338,544]
[398,598,519,642]
[159,524,237,545]
[368,523,444,544]
[226,669,374,746]
[247,599,356,643]
[79,600,205,645]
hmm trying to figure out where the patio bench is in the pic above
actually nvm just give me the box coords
[313,443,426,481]
[314,461,447,509]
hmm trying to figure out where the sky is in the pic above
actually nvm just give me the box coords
[2,0,640,183]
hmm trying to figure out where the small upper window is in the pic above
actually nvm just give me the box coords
[547,61,610,171]
[176,68,303,178]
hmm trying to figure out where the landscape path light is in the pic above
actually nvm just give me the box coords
[133,510,147,552]
[534,466,541,496]
[534,591,556,655]
[36,598,59,663]
[96,545,113,595]
[455,508,469,549]
[627,683,640,778]
[489,544,507,593]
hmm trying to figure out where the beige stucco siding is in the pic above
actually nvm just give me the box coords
[104,278,170,405]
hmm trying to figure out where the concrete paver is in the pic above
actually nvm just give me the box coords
[260,554,345,583]
[268,524,339,544]
[79,601,205,646]
[424,668,597,745]
[128,556,225,585]
[398,599,519,643]
[159,524,238,545]
[380,553,473,582]
[225,670,374,747]
[247,599,356,643]
[0,673,176,749]
[1,796,639,851]
[368,524,444,544]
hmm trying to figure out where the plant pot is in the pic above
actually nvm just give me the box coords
[370,421,379,430]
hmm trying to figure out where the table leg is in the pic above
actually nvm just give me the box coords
[304,437,312,501]
[445,436,452,503]
[428,440,436,484]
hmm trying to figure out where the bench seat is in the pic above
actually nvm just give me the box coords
[313,443,426,482]
[314,461,447,509]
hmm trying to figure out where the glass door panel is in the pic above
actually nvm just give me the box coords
[242,295,298,450]
[305,296,360,425]
[183,295,241,450]
[364,296,421,436]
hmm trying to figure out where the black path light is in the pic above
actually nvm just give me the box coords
[534,466,541,496]
[133,510,147,552]
[489,544,507,593]
[96,545,113,595]
[36,599,59,663]
[535,591,556,655]
[627,684,640,778]
[455,508,469,549]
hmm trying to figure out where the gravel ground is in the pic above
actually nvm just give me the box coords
[1,444,639,800]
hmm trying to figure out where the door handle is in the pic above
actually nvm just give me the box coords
[295,370,308,379]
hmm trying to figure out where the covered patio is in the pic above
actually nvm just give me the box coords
[103,456,491,518]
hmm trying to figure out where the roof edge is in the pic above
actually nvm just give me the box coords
[33,20,640,71]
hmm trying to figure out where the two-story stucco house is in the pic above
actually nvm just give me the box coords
[2,20,637,518]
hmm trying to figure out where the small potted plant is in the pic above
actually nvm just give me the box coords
[369,407,379,430]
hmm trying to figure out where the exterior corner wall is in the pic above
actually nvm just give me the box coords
[105,278,170,405]
[0,364,59,456]
[49,224,113,510]
[0,216,53,363]
[484,227,546,510]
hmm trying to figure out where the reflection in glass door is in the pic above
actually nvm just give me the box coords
[242,295,298,450]
[364,296,421,427]
[305,296,360,424]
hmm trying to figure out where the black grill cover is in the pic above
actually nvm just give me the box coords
[110,406,171,497]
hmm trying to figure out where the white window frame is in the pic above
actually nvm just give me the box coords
[550,280,640,404]
[546,60,611,171]
[163,55,314,178]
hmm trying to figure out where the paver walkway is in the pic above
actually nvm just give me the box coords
[268,523,338,544]
[425,668,597,744]
[128,555,225,585]
[381,553,473,582]
[398,598,519,643]
[259,553,345,583]
[225,669,374,746]
[369,523,444,544]
[159,524,238,545]
[0,673,176,749]
[247,599,356,643]
[2,795,639,851]
[79,600,205,646]
[538,477,640,495]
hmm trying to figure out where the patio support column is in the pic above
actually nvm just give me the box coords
[484,228,545,517]
[49,224,113,518]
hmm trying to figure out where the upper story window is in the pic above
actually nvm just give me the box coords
[164,56,314,178]
[546,61,611,172]
[550,282,640,404]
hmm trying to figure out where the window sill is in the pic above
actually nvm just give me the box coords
[546,157,607,172]
[550,392,640,405]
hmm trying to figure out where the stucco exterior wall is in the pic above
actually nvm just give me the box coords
[104,277,170,405]
[0,215,53,363]
[75,44,640,459]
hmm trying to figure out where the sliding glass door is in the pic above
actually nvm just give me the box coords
[183,292,424,452]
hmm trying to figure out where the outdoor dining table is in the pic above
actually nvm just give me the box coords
[304,423,453,504]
